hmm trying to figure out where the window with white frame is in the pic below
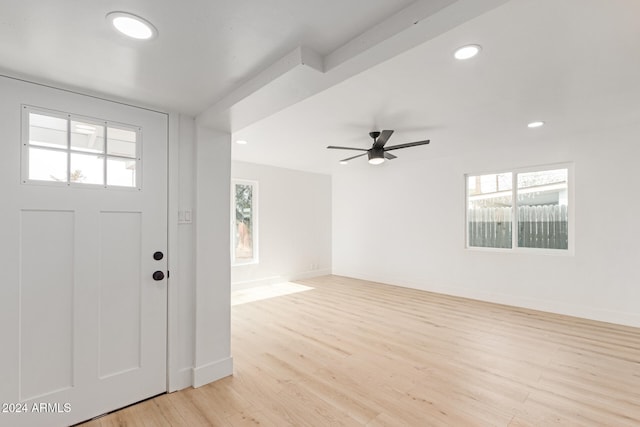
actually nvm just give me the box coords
[232,180,258,265]
[466,165,571,251]
[22,105,141,188]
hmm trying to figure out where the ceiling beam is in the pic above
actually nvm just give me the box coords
[196,0,510,133]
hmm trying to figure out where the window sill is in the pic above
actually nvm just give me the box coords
[466,246,574,256]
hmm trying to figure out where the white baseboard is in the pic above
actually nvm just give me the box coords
[334,271,640,328]
[425,282,640,328]
[192,356,234,388]
[231,269,331,291]
[291,268,332,281]
[169,367,194,392]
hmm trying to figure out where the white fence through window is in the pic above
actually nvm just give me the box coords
[468,205,568,249]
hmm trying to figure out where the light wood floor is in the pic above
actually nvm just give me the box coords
[82,275,640,426]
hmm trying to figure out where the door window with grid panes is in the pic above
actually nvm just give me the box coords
[22,106,141,189]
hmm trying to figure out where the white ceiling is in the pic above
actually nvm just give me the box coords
[2,0,639,175]
[232,0,640,174]
[0,0,420,115]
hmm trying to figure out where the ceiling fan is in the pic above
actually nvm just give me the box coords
[327,130,430,165]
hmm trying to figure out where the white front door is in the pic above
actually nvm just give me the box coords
[0,77,168,427]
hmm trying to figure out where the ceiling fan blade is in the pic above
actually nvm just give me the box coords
[373,129,394,149]
[341,152,368,162]
[383,140,430,151]
[384,152,397,160]
[327,145,369,151]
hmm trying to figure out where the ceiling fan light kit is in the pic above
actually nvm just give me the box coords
[367,148,385,165]
[327,130,429,165]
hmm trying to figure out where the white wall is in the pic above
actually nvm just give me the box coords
[169,114,197,389]
[332,121,640,327]
[193,125,233,386]
[231,161,332,288]
[170,116,233,389]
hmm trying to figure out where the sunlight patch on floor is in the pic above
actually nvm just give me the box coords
[231,282,314,306]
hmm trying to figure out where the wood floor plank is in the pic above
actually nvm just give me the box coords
[80,275,640,426]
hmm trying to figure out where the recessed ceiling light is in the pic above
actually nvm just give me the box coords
[339,160,348,165]
[107,12,157,40]
[454,44,481,60]
[235,140,248,145]
[527,121,545,128]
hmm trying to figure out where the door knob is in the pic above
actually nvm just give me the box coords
[152,271,165,281]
